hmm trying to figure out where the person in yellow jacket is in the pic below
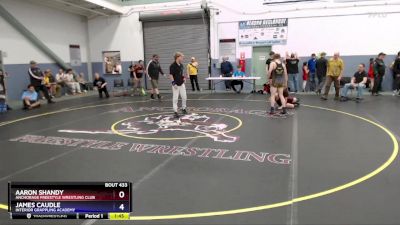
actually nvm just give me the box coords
[187,57,200,91]
[321,52,344,100]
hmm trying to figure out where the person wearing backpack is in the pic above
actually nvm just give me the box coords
[187,57,200,92]
[268,53,288,115]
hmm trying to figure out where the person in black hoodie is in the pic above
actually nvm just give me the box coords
[315,52,328,95]
[146,54,165,100]
[372,53,386,96]
[393,51,400,96]
[28,61,55,104]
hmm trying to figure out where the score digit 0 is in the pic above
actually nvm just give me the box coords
[119,191,125,199]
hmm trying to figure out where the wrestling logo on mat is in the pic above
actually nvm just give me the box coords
[57,112,241,143]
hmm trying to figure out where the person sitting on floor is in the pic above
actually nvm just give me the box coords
[231,65,246,94]
[340,63,368,102]
[22,84,41,110]
[77,72,88,92]
[43,69,58,98]
[275,89,300,109]
[65,69,82,95]
[93,73,109,98]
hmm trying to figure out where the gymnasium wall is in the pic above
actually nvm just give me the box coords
[0,0,90,100]
[87,13,144,89]
[209,0,400,91]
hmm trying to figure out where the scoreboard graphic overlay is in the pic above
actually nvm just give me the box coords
[8,182,132,220]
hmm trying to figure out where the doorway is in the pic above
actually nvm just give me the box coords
[252,46,271,86]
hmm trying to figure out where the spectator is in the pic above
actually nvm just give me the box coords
[372,52,386,96]
[285,52,299,93]
[22,84,41,110]
[231,64,245,94]
[93,73,109,98]
[321,52,344,101]
[28,61,54,104]
[76,72,88,92]
[302,62,309,92]
[43,69,58,98]
[56,69,70,96]
[65,69,82,95]
[221,56,234,91]
[132,60,145,96]
[266,51,275,72]
[368,58,375,92]
[0,69,11,111]
[307,53,317,91]
[393,51,400,96]
[316,52,328,95]
[187,57,200,92]
[146,54,165,100]
[340,63,368,102]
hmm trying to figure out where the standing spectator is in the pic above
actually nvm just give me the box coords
[265,51,275,72]
[28,61,54,104]
[43,69,58,98]
[392,51,400,96]
[368,58,375,92]
[77,73,88,93]
[340,63,368,102]
[231,64,245,94]
[132,60,145,96]
[302,62,309,92]
[372,53,386,96]
[285,52,299,93]
[146,54,165,100]
[187,57,200,92]
[321,52,344,100]
[315,52,328,95]
[93,73,109,98]
[307,53,317,91]
[169,52,188,119]
[65,69,82,95]
[221,56,233,91]
[22,84,41,110]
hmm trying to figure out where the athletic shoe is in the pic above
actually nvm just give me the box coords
[320,96,328,100]
[182,109,188,115]
[48,100,55,104]
[150,94,155,99]
[340,96,348,102]
[174,112,180,119]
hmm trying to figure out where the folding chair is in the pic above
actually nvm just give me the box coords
[112,79,126,97]
[127,79,134,94]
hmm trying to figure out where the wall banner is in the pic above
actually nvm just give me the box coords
[238,18,288,46]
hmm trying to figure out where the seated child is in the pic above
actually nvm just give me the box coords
[231,65,246,94]
[22,84,41,110]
